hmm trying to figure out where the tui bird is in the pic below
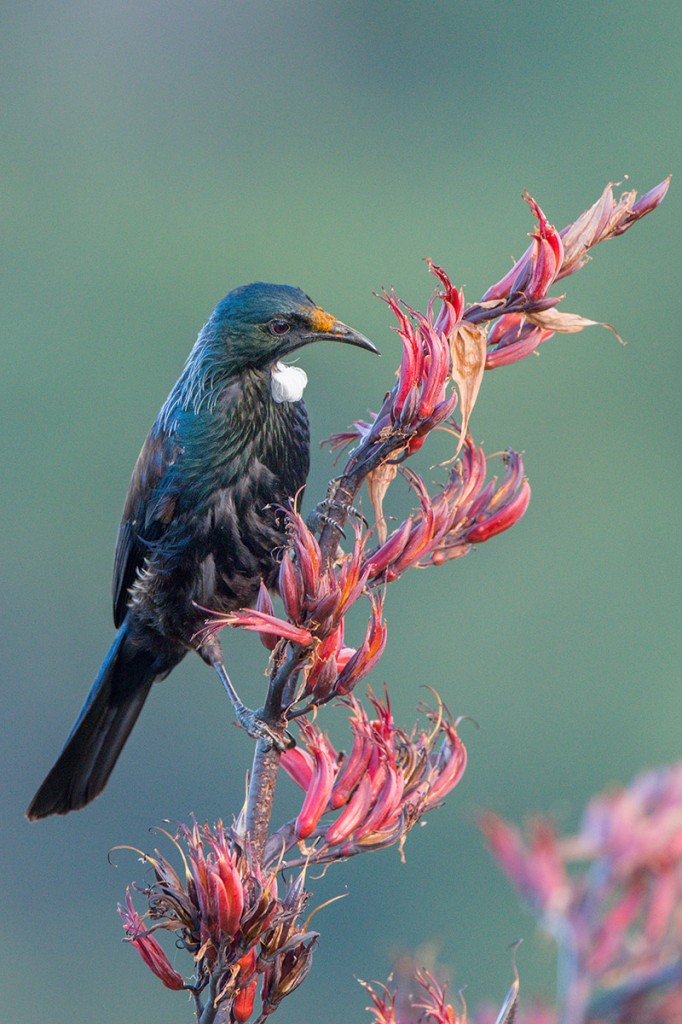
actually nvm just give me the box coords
[27,282,377,819]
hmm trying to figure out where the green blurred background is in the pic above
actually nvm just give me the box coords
[3,3,680,1021]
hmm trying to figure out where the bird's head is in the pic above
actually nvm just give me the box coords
[207,282,378,369]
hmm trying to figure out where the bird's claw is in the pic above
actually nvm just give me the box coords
[234,706,295,752]
[307,497,367,536]
[306,501,343,537]
[312,510,347,538]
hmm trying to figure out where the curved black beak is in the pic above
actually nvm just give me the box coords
[310,319,380,355]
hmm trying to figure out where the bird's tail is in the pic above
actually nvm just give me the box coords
[26,626,162,819]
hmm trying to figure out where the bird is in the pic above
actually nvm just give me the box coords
[26,282,377,819]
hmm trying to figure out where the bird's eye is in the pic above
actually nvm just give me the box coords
[268,319,291,336]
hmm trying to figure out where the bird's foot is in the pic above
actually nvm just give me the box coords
[307,500,346,538]
[307,497,367,537]
[209,656,294,751]
[234,705,295,752]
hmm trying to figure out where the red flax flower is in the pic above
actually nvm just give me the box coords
[380,286,459,452]
[195,581,314,649]
[480,762,682,1024]
[328,178,668,461]
[258,872,318,1018]
[119,821,317,1022]
[195,512,367,654]
[481,191,564,304]
[118,890,185,990]
[479,179,670,368]
[269,691,467,868]
[319,178,666,565]
[363,441,530,581]
[325,263,461,479]
[324,262,461,497]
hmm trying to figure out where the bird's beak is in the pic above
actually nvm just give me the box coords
[309,318,380,355]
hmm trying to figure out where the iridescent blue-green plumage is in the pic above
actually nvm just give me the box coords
[27,283,376,819]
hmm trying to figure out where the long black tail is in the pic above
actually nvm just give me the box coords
[26,626,160,819]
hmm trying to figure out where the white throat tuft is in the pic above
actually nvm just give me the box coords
[271,361,308,403]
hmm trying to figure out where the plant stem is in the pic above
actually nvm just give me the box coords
[318,432,406,566]
[245,739,281,865]
[197,971,220,1024]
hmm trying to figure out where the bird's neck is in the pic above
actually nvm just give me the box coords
[175,325,307,418]
[166,347,300,442]
[177,328,245,416]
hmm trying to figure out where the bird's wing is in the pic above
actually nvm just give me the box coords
[112,423,183,627]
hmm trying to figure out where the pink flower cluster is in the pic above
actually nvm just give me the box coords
[363,968,468,1024]
[363,444,530,577]
[119,822,317,1021]
[362,959,550,1024]
[480,179,671,367]
[269,692,467,866]
[333,179,671,451]
[480,763,682,1023]
[199,513,387,705]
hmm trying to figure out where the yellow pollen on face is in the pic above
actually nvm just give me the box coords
[309,308,336,333]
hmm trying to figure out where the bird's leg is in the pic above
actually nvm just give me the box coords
[200,639,293,752]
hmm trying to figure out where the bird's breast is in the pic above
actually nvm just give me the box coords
[128,378,311,645]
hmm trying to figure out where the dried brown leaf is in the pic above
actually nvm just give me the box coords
[366,463,398,544]
[448,321,487,456]
[525,306,623,343]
